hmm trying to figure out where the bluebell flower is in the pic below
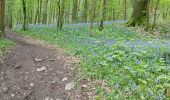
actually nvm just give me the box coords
[155,79,160,84]
[114,83,120,89]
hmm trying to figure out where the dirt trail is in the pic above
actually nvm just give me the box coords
[0,31,79,100]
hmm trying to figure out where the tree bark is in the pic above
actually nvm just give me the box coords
[38,0,42,24]
[89,0,96,35]
[34,0,39,24]
[42,0,49,24]
[22,0,27,30]
[124,0,127,20]
[152,0,160,30]
[99,0,107,31]
[57,0,65,30]
[72,0,78,23]
[0,0,5,37]
[83,0,88,23]
[126,0,150,27]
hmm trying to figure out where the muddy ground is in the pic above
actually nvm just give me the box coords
[0,31,83,100]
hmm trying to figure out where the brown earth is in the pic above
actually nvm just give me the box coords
[0,31,82,100]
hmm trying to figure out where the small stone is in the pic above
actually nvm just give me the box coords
[49,59,54,61]
[56,98,63,100]
[34,58,43,62]
[30,83,34,87]
[50,98,53,100]
[56,99,61,100]
[11,94,15,97]
[14,65,22,69]
[62,77,68,82]
[2,87,8,92]
[52,80,56,84]
[65,82,75,91]
[36,66,46,72]
[45,97,50,100]
[82,84,87,88]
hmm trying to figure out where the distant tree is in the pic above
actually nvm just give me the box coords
[152,0,160,30]
[99,0,107,31]
[124,0,127,20]
[42,0,49,24]
[57,0,65,30]
[72,0,78,23]
[6,0,13,29]
[83,0,88,23]
[0,0,5,37]
[89,0,96,35]
[22,0,27,30]
[126,0,150,27]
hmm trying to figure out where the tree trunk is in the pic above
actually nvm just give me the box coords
[42,0,49,24]
[22,0,27,30]
[6,0,13,29]
[89,0,95,35]
[152,0,160,30]
[57,0,65,30]
[57,0,61,27]
[72,0,78,23]
[83,0,88,23]
[146,0,150,30]
[99,0,107,31]
[126,0,150,27]
[0,0,5,37]
[38,0,42,24]
[34,0,39,24]
[124,0,127,20]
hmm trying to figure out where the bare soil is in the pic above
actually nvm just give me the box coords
[0,31,80,100]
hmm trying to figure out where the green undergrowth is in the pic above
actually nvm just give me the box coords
[0,39,14,60]
[14,24,170,99]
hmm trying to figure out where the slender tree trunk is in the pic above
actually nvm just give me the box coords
[89,0,95,35]
[57,0,65,30]
[124,0,127,20]
[22,0,27,30]
[99,0,107,31]
[152,0,160,30]
[42,0,49,24]
[59,0,65,30]
[38,0,42,24]
[83,0,88,23]
[0,0,5,37]
[146,0,150,30]
[72,0,78,23]
[57,0,61,28]
[34,0,39,24]
[6,0,13,29]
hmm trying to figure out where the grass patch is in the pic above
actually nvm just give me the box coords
[14,24,170,99]
[0,39,14,61]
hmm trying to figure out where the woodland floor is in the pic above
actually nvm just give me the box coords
[0,31,81,100]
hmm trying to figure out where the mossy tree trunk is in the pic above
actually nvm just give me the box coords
[126,0,150,27]
[0,0,5,37]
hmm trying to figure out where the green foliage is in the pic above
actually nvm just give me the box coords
[0,39,13,58]
[13,24,170,99]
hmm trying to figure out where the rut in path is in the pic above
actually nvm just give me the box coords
[0,31,79,100]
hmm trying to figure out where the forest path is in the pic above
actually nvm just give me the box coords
[0,31,79,100]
